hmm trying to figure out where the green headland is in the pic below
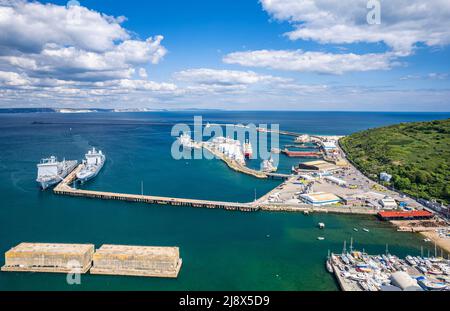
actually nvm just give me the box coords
[340,119,450,205]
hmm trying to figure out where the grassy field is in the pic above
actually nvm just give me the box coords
[340,119,450,204]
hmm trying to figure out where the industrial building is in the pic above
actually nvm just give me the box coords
[321,141,338,151]
[380,197,398,209]
[1,243,94,273]
[300,192,342,206]
[90,245,182,278]
[377,210,434,221]
[297,160,340,172]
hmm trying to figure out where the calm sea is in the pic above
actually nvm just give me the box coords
[0,111,448,291]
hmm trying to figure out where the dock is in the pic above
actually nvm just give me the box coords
[282,149,322,158]
[1,243,94,274]
[54,165,258,212]
[2,243,183,279]
[202,143,268,179]
[90,245,182,278]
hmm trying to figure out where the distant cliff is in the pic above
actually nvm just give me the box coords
[340,119,450,204]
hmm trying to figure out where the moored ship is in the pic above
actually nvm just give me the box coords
[36,156,78,190]
[243,140,253,159]
[76,148,105,183]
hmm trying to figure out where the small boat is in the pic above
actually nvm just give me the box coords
[428,269,443,275]
[318,223,326,229]
[424,238,432,243]
[326,260,333,273]
[363,228,370,233]
[304,210,310,215]
[418,279,448,291]
[318,237,325,241]
[353,228,359,232]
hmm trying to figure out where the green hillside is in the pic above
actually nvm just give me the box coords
[340,119,450,204]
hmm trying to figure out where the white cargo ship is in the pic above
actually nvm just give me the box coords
[36,156,78,190]
[243,140,253,159]
[261,157,277,172]
[76,148,105,183]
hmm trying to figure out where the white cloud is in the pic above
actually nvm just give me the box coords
[0,1,167,82]
[0,70,29,86]
[174,68,290,85]
[138,68,148,79]
[223,50,395,74]
[260,0,450,56]
[400,72,449,81]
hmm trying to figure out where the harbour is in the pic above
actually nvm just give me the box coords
[1,111,449,291]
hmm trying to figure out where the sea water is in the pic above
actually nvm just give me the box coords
[0,111,448,291]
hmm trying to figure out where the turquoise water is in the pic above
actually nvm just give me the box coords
[0,111,449,291]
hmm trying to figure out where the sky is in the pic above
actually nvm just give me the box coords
[0,0,449,111]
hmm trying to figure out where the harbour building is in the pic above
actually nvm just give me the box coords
[380,197,398,209]
[90,245,182,278]
[1,243,94,274]
[321,141,338,152]
[296,160,340,172]
[300,192,342,207]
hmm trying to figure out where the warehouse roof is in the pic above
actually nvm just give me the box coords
[301,192,342,203]
[378,210,433,219]
[6,243,94,256]
[94,245,179,258]
[300,160,339,171]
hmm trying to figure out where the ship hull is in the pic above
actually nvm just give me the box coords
[36,160,78,190]
[77,160,105,184]
[37,179,60,190]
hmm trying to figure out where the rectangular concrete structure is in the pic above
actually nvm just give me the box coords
[90,245,182,278]
[1,243,94,274]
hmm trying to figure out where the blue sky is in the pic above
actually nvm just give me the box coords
[0,0,449,111]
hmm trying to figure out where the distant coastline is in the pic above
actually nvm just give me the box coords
[0,108,229,114]
[1,108,450,115]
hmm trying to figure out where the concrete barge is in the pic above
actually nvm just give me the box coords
[1,243,94,274]
[90,245,182,278]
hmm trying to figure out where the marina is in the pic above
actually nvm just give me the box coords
[327,247,450,291]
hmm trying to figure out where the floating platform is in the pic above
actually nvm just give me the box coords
[90,245,182,278]
[1,243,94,274]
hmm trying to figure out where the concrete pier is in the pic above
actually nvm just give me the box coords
[90,245,182,278]
[1,243,94,274]
[54,164,258,212]
[202,143,268,179]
